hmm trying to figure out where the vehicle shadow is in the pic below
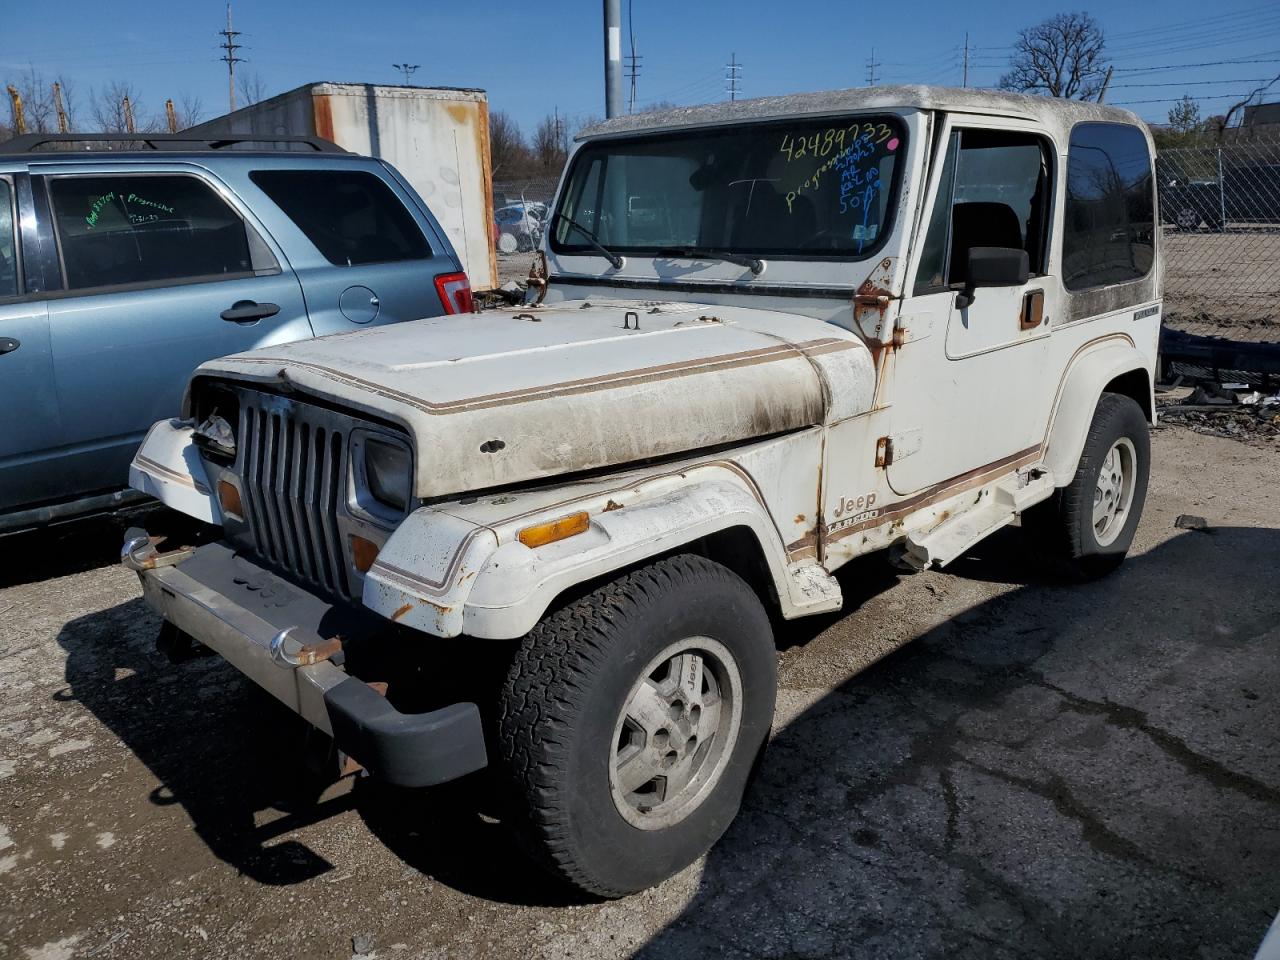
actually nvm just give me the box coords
[635,526,1280,959]
[1,504,211,589]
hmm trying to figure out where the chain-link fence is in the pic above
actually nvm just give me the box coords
[492,176,560,210]
[1157,140,1280,325]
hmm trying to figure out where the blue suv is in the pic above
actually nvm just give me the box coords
[0,133,472,533]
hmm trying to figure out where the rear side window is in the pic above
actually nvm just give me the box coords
[48,174,258,291]
[250,169,431,265]
[1063,123,1155,291]
[0,179,17,298]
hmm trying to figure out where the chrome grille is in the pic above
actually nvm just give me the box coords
[236,395,352,599]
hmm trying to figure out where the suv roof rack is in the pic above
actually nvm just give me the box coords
[1,133,348,154]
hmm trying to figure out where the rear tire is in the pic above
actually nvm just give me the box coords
[1024,393,1150,579]
[497,554,776,898]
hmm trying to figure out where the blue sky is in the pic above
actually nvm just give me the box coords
[6,0,1280,136]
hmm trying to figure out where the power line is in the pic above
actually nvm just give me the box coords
[725,53,742,101]
[1113,77,1275,88]
[1113,92,1263,105]
[1115,54,1280,74]
[866,47,881,86]
[217,1,245,113]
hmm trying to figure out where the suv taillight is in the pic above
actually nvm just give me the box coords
[434,272,474,315]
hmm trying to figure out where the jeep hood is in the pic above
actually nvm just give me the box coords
[195,299,875,499]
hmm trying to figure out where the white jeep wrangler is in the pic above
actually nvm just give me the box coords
[125,86,1161,897]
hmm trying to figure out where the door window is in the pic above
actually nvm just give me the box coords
[250,169,431,265]
[915,129,1051,293]
[1062,123,1155,290]
[48,174,264,291]
[0,180,17,298]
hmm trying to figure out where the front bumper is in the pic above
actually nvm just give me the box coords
[126,534,487,788]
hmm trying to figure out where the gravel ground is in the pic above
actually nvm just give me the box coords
[1,424,1277,960]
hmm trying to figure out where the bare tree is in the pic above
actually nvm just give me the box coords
[92,81,157,134]
[999,12,1108,100]
[531,112,569,171]
[488,110,527,178]
[236,70,268,109]
[174,93,205,130]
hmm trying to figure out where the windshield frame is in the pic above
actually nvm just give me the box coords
[550,113,909,265]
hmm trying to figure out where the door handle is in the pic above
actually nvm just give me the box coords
[0,336,18,355]
[220,300,281,323]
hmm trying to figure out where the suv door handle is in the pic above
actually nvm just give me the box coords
[220,300,280,323]
[0,337,19,355]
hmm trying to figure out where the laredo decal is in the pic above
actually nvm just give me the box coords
[1134,305,1160,321]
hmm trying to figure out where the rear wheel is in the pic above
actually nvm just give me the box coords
[497,554,776,897]
[1175,207,1200,231]
[1024,393,1150,579]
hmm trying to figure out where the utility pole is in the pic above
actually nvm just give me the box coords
[218,2,244,113]
[866,47,881,86]
[603,0,622,118]
[123,96,136,134]
[392,63,420,85]
[725,53,741,101]
[962,33,969,88]
[52,82,69,132]
[624,0,642,114]
[1096,65,1114,103]
[6,86,25,135]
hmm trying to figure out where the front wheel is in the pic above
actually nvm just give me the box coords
[497,554,777,897]
[1023,392,1150,579]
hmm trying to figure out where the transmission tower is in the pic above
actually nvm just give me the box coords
[393,63,420,85]
[624,0,642,112]
[865,47,881,86]
[726,53,742,101]
[218,2,245,113]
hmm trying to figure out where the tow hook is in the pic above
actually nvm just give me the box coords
[269,625,345,669]
[121,527,195,572]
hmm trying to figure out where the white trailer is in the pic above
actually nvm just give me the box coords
[189,82,497,289]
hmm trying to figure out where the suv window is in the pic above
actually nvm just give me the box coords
[1063,122,1155,291]
[915,129,1051,294]
[0,180,17,298]
[49,174,257,291]
[251,169,431,266]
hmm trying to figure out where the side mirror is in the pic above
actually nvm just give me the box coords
[955,246,1030,308]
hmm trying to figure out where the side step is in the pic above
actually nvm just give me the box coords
[902,471,1055,571]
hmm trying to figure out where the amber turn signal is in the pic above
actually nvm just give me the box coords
[217,480,244,519]
[518,511,590,548]
[349,534,380,573]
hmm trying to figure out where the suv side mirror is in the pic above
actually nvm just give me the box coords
[955,246,1030,308]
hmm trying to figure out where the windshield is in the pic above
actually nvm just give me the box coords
[552,115,905,260]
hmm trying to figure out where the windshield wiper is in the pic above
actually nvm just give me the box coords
[656,247,764,276]
[552,213,623,269]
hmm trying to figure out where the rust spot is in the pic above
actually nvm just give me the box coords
[445,103,472,125]
[312,94,335,142]
[367,681,389,697]
[295,636,344,666]
[603,499,625,512]
[794,513,806,525]
[391,602,414,622]
[457,569,477,585]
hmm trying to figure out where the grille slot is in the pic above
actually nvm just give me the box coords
[237,398,351,599]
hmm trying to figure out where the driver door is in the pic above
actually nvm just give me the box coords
[887,119,1059,496]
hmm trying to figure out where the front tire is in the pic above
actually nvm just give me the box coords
[497,554,776,897]
[1024,393,1150,579]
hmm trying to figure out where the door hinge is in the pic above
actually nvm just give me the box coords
[875,436,893,468]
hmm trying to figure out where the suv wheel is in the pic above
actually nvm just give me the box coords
[1175,207,1200,231]
[498,554,776,897]
[1024,393,1150,579]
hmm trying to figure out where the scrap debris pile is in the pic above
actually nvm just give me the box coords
[1157,380,1280,447]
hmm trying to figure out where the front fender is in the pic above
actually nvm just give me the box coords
[1043,337,1153,485]
[129,419,221,524]
[362,463,800,640]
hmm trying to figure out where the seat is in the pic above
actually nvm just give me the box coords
[948,201,1024,284]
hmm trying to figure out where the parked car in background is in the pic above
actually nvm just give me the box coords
[1160,162,1280,230]
[494,201,547,253]
[0,133,472,534]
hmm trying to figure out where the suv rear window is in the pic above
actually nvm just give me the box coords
[1062,123,1155,291]
[49,174,256,291]
[251,169,431,266]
